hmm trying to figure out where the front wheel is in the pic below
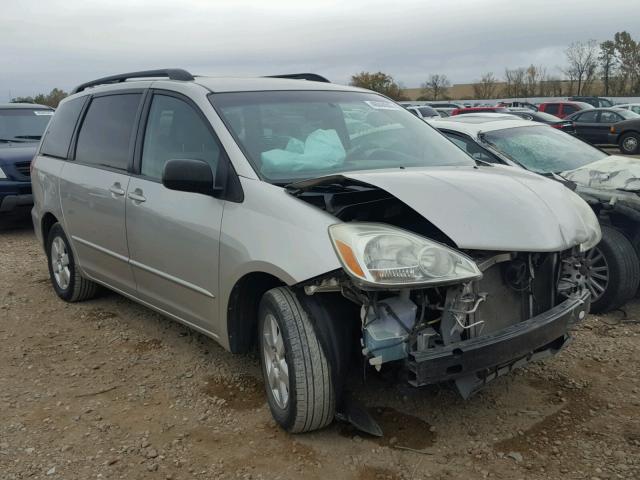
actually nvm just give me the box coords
[619,132,640,155]
[258,287,335,433]
[586,226,639,313]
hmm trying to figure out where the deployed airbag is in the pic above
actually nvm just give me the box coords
[261,129,346,174]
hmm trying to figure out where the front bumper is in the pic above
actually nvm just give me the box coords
[407,290,590,395]
[0,193,33,213]
[0,180,32,213]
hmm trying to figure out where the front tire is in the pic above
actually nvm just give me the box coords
[258,287,335,433]
[587,226,639,313]
[46,223,99,302]
[619,132,640,155]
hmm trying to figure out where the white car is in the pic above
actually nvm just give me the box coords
[427,115,640,313]
[615,103,640,115]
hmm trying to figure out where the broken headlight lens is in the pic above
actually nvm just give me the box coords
[329,223,482,287]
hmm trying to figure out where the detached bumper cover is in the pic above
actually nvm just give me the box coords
[407,290,590,390]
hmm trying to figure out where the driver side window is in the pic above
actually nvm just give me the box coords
[141,94,221,180]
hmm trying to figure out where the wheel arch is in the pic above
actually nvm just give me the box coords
[226,271,286,354]
[41,212,60,246]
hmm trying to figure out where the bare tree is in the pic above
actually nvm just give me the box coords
[563,40,598,96]
[503,68,526,97]
[472,72,499,99]
[420,74,451,101]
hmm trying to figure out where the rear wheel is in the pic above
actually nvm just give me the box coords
[587,226,639,313]
[46,223,99,302]
[258,287,335,433]
[619,132,640,155]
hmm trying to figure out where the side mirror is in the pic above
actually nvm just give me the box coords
[161,159,221,196]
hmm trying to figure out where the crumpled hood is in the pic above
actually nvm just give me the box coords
[561,155,640,191]
[343,165,600,252]
[0,143,38,167]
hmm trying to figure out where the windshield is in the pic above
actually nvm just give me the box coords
[209,91,474,183]
[0,108,53,142]
[481,125,608,173]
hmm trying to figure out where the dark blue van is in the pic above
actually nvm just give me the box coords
[0,103,54,216]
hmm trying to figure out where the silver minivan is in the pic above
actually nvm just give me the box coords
[32,69,600,434]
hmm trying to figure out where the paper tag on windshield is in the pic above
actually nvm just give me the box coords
[34,110,54,116]
[364,100,402,110]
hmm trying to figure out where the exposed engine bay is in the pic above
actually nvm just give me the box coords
[289,175,591,398]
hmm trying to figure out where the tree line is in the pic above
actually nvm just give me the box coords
[11,88,68,108]
[350,30,640,100]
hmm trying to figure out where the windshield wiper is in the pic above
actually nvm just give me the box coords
[0,138,28,143]
[14,135,42,140]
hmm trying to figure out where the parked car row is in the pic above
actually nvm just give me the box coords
[2,70,631,438]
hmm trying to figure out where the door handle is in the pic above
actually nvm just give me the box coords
[128,189,146,203]
[109,183,125,197]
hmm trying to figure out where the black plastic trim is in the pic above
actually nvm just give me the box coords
[71,69,194,94]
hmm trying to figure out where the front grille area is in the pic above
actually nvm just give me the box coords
[14,161,31,177]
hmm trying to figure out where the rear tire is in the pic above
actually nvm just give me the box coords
[258,287,335,433]
[587,226,639,313]
[46,223,99,302]
[619,132,640,155]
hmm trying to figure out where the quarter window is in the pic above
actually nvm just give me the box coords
[40,97,86,159]
[141,95,220,180]
[75,94,142,170]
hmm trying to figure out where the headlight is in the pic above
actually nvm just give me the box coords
[329,223,482,287]
[0,166,6,179]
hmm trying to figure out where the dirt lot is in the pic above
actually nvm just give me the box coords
[1,217,639,480]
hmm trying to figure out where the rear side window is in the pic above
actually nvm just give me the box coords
[75,94,141,170]
[563,104,578,115]
[40,97,86,158]
[600,111,623,123]
[544,104,559,115]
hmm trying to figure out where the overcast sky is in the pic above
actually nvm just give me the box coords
[2,0,638,100]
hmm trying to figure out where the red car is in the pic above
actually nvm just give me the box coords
[450,106,509,115]
[538,101,593,119]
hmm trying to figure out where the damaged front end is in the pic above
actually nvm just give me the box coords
[290,174,594,399]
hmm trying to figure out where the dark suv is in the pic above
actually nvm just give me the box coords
[0,103,54,216]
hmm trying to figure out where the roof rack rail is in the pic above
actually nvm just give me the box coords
[265,73,330,83]
[71,68,195,94]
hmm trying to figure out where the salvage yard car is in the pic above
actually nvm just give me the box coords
[32,69,599,434]
[428,115,640,313]
[0,103,53,216]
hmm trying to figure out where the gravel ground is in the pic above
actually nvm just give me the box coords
[1,217,639,480]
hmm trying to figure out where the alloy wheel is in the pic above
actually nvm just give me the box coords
[51,236,71,290]
[262,313,290,409]
[585,247,609,302]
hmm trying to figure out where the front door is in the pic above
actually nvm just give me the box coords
[125,92,225,333]
[60,93,143,294]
